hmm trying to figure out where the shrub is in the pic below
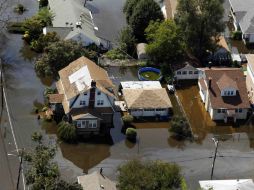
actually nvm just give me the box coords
[122,115,134,126]
[44,87,57,98]
[7,22,25,34]
[105,48,127,60]
[231,31,242,40]
[126,127,137,141]
[39,0,48,8]
[57,121,77,143]
[31,32,60,52]
[169,116,192,139]
[14,4,26,14]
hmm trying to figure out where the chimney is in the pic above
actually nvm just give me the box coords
[208,77,212,89]
[89,80,96,108]
[91,80,96,88]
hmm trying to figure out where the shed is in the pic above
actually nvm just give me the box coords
[136,43,149,60]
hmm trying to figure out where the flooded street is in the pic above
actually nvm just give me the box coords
[1,0,254,190]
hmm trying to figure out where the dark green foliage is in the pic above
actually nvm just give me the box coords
[34,40,97,77]
[117,159,182,190]
[57,121,77,143]
[118,26,137,57]
[39,0,49,8]
[25,133,82,190]
[169,116,192,138]
[14,4,26,14]
[231,31,242,40]
[30,32,60,52]
[7,22,26,33]
[122,115,134,126]
[22,19,44,42]
[175,0,224,60]
[123,0,141,24]
[125,127,137,141]
[145,20,186,67]
[129,0,163,42]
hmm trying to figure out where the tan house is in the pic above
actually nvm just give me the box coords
[246,54,254,104]
[120,81,172,118]
[78,171,117,190]
[49,56,115,135]
[198,68,250,122]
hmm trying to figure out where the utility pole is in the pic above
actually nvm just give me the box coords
[211,137,219,180]
[16,148,24,190]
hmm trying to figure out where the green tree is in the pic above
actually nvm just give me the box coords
[25,133,82,190]
[22,18,43,42]
[34,40,97,77]
[123,0,141,24]
[169,116,191,139]
[57,121,77,143]
[117,159,182,190]
[175,0,224,61]
[129,0,163,42]
[118,26,136,57]
[145,20,186,71]
[35,7,54,26]
[31,32,60,52]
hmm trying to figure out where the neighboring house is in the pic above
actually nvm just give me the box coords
[136,43,148,60]
[229,0,254,44]
[120,81,172,118]
[245,54,254,105]
[212,36,232,65]
[174,63,200,80]
[199,179,254,190]
[198,68,250,122]
[49,56,115,135]
[78,171,117,190]
[161,0,178,19]
[44,0,111,49]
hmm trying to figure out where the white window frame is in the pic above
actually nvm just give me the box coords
[80,100,86,105]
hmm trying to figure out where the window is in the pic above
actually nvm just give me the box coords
[156,108,165,111]
[97,91,101,95]
[224,91,227,96]
[97,100,104,105]
[88,120,97,128]
[76,121,81,128]
[80,100,86,105]
[194,71,199,74]
[227,91,230,96]
[230,91,234,95]
[182,71,187,75]
[84,92,87,95]
[177,71,181,75]
[82,121,89,128]
[221,109,226,113]
[217,109,221,113]
[238,108,242,113]
[189,71,193,74]
[144,109,154,112]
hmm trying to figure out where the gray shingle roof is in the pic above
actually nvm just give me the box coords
[48,0,99,45]
[230,0,254,34]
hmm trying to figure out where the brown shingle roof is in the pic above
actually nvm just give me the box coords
[123,88,172,109]
[58,56,114,100]
[204,69,250,109]
[217,73,238,90]
[48,94,64,103]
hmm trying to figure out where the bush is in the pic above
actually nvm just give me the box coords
[122,115,134,126]
[105,48,127,60]
[126,127,137,141]
[7,22,25,34]
[31,32,60,52]
[39,0,48,8]
[14,4,26,14]
[231,31,242,40]
[44,87,57,98]
[57,121,77,143]
[169,116,192,139]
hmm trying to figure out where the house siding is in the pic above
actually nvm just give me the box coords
[130,108,168,117]
[175,67,199,80]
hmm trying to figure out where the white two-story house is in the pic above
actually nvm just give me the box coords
[49,56,115,135]
[198,68,250,122]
